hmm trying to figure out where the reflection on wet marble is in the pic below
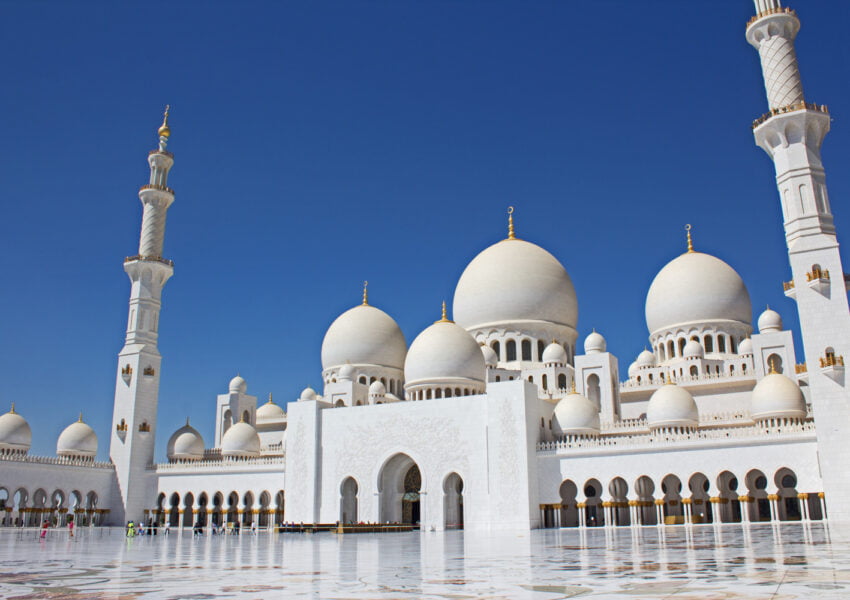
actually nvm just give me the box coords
[0,523,848,598]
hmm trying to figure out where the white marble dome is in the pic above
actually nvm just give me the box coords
[628,361,639,378]
[166,420,205,461]
[584,331,606,354]
[453,239,578,330]
[299,386,317,401]
[542,341,567,365]
[750,373,806,421]
[221,420,261,457]
[57,416,98,458]
[647,384,699,430]
[257,398,286,422]
[229,375,247,394]
[369,380,386,396]
[758,307,783,333]
[646,251,751,336]
[0,405,31,453]
[405,319,486,388]
[738,338,754,355]
[321,304,407,371]
[480,344,498,367]
[683,339,704,359]
[554,390,600,436]
[338,363,355,380]
[637,349,656,368]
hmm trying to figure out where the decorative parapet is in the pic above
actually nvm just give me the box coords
[124,254,174,267]
[820,354,844,368]
[537,419,815,453]
[746,6,796,28]
[139,183,175,195]
[621,369,754,390]
[806,267,830,282]
[752,101,828,129]
[783,280,795,291]
[795,363,808,374]
[0,453,114,469]
[152,455,285,471]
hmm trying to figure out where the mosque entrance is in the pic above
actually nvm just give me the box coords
[378,453,422,527]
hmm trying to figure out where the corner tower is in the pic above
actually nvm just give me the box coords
[109,108,176,523]
[747,2,850,520]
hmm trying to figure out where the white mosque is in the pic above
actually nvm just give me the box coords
[2,0,849,532]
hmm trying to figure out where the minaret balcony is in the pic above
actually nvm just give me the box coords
[806,267,830,294]
[746,6,796,28]
[752,101,829,130]
[782,279,796,299]
[819,353,845,384]
[139,183,174,195]
[124,254,174,267]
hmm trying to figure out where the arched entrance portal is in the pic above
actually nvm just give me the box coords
[443,473,463,530]
[378,453,422,526]
[340,477,358,524]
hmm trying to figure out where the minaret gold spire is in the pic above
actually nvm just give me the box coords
[186,417,190,426]
[158,105,171,139]
[9,402,15,414]
[507,206,517,240]
[78,412,83,423]
[362,281,369,306]
[267,392,274,404]
[685,224,694,253]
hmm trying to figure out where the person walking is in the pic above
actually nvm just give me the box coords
[67,517,74,538]
[126,521,136,538]
[40,520,49,539]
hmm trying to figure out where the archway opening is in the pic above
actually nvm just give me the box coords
[340,477,359,524]
[558,480,579,527]
[378,453,421,527]
[443,473,463,530]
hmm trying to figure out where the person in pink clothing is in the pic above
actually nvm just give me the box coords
[67,518,74,538]
[40,520,49,539]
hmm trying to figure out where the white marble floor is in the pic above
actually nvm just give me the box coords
[0,522,847,599]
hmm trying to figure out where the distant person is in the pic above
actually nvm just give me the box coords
[251,521,257,535]
[126,521,136,537]
[40,520,49,539]
[67,518,74,538]
[164,521,170,535]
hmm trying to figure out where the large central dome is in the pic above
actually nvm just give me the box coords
[453,239,578,330]
[321,304,407,371]
[645,251,751,336]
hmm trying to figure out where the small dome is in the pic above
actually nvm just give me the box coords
[0,405,31,453]
[584,331,606,354]
[751,373,806,421]
[229,375,247,394]
[166,421,205,461]
[646,251,751,336]
[57,416,98,458]
[683,340,704,359]
[453,239,578,331]
[637,349,656,367]
[256,398,286,422]
[338,363,355,380]
[542,342,567,365]
[299,386,317,401]
[481,344,498,367]
[405,319,485,388]
[321,304,407,371]
[738,338,754,355]
[647,384,698,430]
[221,420,261,457]
[757,307,783,333]
[369,380,386,396]
[553,391,600,436]
[627,361,639,378]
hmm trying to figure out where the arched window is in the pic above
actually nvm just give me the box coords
[557,374,567,389]
[426,389,432,400]
[690,366,699,376]
[648,373,654,382]
[454,388,461,396]
[495,376,500,382]
[730,364,735,374]
[435,389,442,399]
[718,336,726,353]
[767,353,784,373]
[359,376,367,385]
[538,340,546,361]
[704,336,714,353]
[668,340,675,358]
[492,341,501,361]
[521,339,532,361]
[742,363,747,373]
[586,374,601,408]
[445,388,452,398]
[678,338,686,356]
[506,340,517,361]
[730,338,738,353]
[528,375,534,383]
[542,374,548,390]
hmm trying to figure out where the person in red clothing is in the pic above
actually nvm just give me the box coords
[40,520,49,539]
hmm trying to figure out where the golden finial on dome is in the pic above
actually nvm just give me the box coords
[436,300,453,323]
[507,206,517,240]
[362,281,369,306]
[78,412,83,423]
[158,105,171,138]
[9,402,15,414]
[186,417,191,426]
[685,224,694,253]
[768,357,778,374]
[570,378,577,393]
[267,392,274,404]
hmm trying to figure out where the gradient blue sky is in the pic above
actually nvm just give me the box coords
[2,1,848,460]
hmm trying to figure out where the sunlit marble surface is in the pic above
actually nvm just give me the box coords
[0,523,848,599]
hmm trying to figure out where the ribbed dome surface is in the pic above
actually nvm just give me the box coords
[321,305,407,370]
[454,239,578,330]
[646,252,751,335]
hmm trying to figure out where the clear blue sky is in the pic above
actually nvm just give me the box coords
[1,1,848,460]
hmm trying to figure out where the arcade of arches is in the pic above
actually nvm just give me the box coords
[154,489,285,529]
[540,469,825,528]
[0,487,104,527]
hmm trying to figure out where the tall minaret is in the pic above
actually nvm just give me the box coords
[109,108,176,524]
[748,2,850,520]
